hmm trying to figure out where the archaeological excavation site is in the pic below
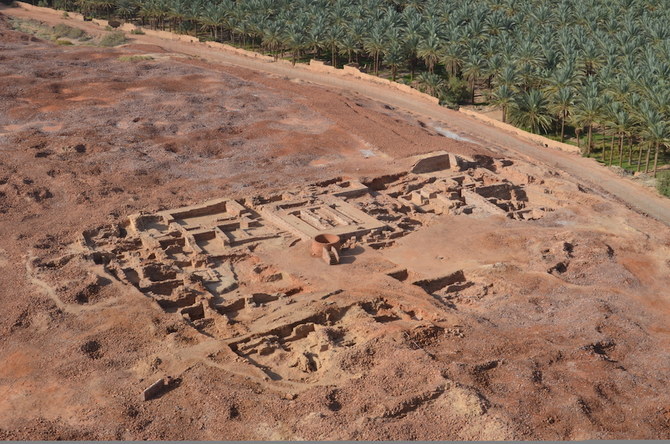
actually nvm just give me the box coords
[72,152,548,382]
[1,7,670,441]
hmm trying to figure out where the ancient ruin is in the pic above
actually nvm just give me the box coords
[40,152,550,388]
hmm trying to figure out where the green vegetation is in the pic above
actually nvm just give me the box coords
[99,30,126,46]
[53,23,84,38]
[657,172,670,197]
[10,17,89,43]
[23,0,670,177]
[118,54,153,61]
[130,28,145,34]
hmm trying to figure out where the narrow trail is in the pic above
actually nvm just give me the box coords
[3,5,670,227]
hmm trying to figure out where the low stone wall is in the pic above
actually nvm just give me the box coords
[141,28,199,43]
[204,41,275,61]
[458,109,581,154]
[306,60,440,105]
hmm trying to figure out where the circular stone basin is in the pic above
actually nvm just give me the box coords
[311,233,342,257]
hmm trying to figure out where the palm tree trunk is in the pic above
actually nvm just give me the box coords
[652,142,660,177]
[628,136,633,165]
[637,141,644,172]
[502,105,507,124]
[644,144,652,173]
[618,134,624,167]
[560,111,566,142]
[587,125,592,156]
[470,78,475,104]
[608,135,615,165]
[576,131,581,151]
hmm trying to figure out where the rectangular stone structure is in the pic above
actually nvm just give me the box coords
[260,193,387,241]
[410,151,452,174]
[131,198,280,254]
[142,378,166,401]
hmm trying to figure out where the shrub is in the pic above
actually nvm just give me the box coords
[118,55,153,62]
[656,171,670,197]
[55,39,73,45]
[108,20,122,28]
[442,76,470,105]
[53,23,84,39]
[99,31,127,47]
[62,12,69,18]
[130,28,145,35]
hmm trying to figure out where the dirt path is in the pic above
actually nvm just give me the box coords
[3,4,670,226]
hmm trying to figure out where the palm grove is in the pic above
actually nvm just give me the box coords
[32,0,670,177]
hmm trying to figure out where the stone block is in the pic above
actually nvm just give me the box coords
[143,378,166,401]
[411,151,451,174]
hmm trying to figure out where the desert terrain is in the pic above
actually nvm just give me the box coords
[1,10,670,441]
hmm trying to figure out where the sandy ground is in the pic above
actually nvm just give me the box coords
[1,11,670,441]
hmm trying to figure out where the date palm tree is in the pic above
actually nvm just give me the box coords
[509,89,552,134]
[573,79,603,155]
[262,21,284,60]
[640,109,669,175]
[339,32,359,65]
[323,25,344,67]
[364,24,386,75]
[416,72,444,98]
[199,2,226,40]
[490,84,515,123]
[605,103,633,166]
[284,23,308,66]
[384,42,406,81]
[417,33,441,74]
[462,46,487,104]
[440,41,463,77]
[548,86,575,142]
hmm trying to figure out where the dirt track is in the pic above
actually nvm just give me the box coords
[2,6,670,441]
[2,3,669,227]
